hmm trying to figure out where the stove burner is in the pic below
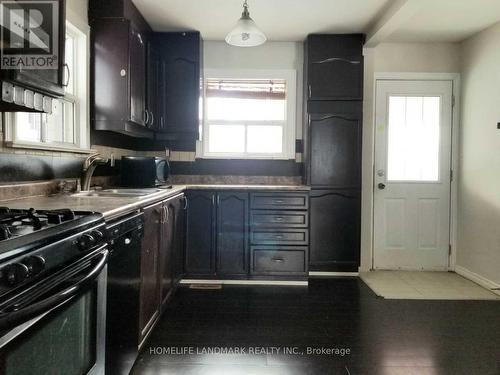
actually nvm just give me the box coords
[0,224,11,241]
[21,217,48,230]
[0,208,82,241]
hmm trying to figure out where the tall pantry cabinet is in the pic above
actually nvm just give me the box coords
[303,34,364,272]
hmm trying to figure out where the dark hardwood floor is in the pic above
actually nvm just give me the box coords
[132,278,500,375]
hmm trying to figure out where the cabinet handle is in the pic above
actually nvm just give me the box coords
[149,111,154,127]
[274,216,284,221]
[160,116,164,129]
[273,199,284,204]
[275,235,284,239]
[63,63,70,87]
[183,196,188,210]
[164,205,169,223]
[212,195,216,207]
[217,195,220,206]
[271,257,285,263]
[313,57,361,65]
[144,110,149,125]
[308,84,311,98]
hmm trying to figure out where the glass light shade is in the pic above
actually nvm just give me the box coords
[225,15,266,47]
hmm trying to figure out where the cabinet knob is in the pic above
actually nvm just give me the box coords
[120,69,127,77]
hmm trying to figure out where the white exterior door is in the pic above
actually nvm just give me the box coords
[374,80,453,270]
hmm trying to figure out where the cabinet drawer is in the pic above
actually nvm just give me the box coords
[251,229,309,245]
[251,247,307,275]
[250,210,308,228]
[250,193,309,210]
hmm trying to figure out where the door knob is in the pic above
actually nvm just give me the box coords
[378,183,386,190]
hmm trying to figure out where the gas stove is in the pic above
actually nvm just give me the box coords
[0,207,106,293]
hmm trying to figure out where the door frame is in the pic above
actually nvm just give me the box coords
[370,72,460,271]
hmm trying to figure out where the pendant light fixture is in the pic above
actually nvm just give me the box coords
[225,0,267,47]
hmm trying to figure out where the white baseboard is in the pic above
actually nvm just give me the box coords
[455,266,500,296]
[180,279,308,286]
[309,271,359,277]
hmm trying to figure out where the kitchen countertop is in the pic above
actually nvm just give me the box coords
[2,184,310,221]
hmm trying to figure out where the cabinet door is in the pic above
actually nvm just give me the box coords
[172,196,186,284]
[159,199,176,305]
[160,32,200,138]
[129,26,146,126]
[139,202,161,340]
[306,34,363,101]
[309,189,360,272]
[216,192,249,276]
[147,43,161,129]
[309,113,362,188]
[184,191,216,276]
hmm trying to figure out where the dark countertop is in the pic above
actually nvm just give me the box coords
[2,184,310,221]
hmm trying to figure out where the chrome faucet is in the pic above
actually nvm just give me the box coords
[81,153,109,191]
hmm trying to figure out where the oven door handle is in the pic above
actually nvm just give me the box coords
[0,249,108,330]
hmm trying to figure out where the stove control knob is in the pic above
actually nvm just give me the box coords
[23,255,46,276]
[90,230,104,242]
[77,233,95,251]
[3,263,29,286]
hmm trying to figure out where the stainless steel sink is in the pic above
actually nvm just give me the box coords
[72,188,165,198]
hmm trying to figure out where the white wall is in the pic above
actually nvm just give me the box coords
[203,41,304,140]
[457,22,500,285]
[360,42,461,271]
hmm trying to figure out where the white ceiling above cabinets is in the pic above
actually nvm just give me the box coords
[132,0,500,45]
[131,0,390,41]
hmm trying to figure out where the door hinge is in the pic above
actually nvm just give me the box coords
[452,95,456,108]
[450,170,453,182]
[449,244,452,255]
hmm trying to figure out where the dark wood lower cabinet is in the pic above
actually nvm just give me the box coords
[309,189,360,272]
[139,202,162,342]
[216,192,249,277]
[139,194,185,344]
[184,191,216,276]
[183,190,309,280]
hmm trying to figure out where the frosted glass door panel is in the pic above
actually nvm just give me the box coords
[387,96,440,182]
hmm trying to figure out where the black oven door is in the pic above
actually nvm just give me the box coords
[0,246,108,375]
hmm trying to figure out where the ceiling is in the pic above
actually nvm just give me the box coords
[132,0,390,41]
[386,0,500,43]
[132,0,500,44]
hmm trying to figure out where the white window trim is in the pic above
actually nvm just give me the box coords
[199,69,297,160]
[3,20,91,154]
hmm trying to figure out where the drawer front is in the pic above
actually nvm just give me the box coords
[250,210,308,228]
[251,229,309,245]
[250,193,309,210]
[251,247,307,275]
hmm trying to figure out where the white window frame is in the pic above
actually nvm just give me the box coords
[199,69,296,160]
[3,20,91,153]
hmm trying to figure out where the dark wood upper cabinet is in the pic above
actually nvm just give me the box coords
[309,189,360,272]
[147,43,162,131]
[129,26,147,127]
[90,0,153,138]
[184,191,216,276]
[216,192,249,277]
[305,34,364,101]
[308,112,362,188]
[152,32,202,141]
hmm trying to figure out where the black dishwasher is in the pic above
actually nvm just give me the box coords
[105,212,144,375]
